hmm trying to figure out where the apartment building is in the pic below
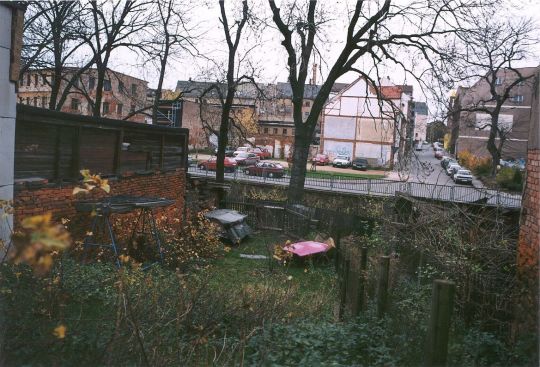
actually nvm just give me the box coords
[320,77,413,166]
[18,68,148,123]
[450,66,538,160]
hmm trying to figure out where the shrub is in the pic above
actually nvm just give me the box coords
[496,167,523,192]
[458,150,492,176]
[113,207,223,268]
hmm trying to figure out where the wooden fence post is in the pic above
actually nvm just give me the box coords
[354,247,368,316]
[339,256,350,321]
[377,255,390,318]
[425,279,455,367]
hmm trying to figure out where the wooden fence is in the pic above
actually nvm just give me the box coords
[14,105,189,180]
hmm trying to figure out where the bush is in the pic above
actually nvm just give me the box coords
[113,207,223,268]
[496,167,523,192]
[458,150,492,176]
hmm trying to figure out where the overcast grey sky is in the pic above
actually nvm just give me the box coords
[108,0,540,120]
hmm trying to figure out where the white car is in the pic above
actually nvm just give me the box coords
[446,163,461,177]
[332,155,351,168]
[454,169,473,184]
[233,146,250,156]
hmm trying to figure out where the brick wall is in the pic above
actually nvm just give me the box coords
[13,169,186,232]
[516,149,540,327]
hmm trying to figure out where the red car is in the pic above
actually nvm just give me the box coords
[198,157,237,172]
[251,147,272,160]
[434,149,444,159]
[312,153,330,166]
[234,152,260,166]
[244,162,284,178]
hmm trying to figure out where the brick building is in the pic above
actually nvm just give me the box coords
[515,67,540,337]
[450,66,538,160]
[18,68,149,123]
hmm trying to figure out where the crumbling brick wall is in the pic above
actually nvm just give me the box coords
[13,169,186,231]
[516,148,540,337]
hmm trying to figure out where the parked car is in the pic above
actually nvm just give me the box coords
[441,157,457,169]
[251,147,272,160]
[415,143,423,151]
[312,153,330,166]
[233,146,250,156]
[198,157,237,172]
[244,162,284,178]
[453,169,473,184]
[234,152,260,166]
[332,155,351,168]
[351,157,369,171]
[213,146,236,157]
[446,163,461,177]
[434,149,444,159]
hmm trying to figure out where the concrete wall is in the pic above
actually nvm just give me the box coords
[0,4,19,254]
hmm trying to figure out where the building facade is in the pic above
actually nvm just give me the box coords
[18,68,149,123]
[413,101,428,143]
[451,66,538,160]
[320,77,412,166]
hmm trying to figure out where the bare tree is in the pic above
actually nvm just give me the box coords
[85,0,151,118]
[267,0,483,202]
[143,0,200,124]
[21,1,89,110]
[445,16,537,175]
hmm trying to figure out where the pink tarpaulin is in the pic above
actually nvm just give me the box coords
[283,241,331,257]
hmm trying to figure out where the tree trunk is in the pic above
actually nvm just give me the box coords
[93,61,106,118]
[287,127,310,203]
[152,42,170,125]
[487,123,500,177]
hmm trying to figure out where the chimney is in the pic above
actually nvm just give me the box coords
[312,63,317,85]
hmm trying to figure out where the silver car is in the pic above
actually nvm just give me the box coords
[454,169,473,184]
[446,163,461,176]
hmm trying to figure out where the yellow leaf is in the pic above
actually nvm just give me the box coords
[53,324,66,339]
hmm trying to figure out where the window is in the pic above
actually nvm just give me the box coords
[89,77,95,90]
[41,97,47,107]
[19,75,23,87]
[283,128,287,135]
[26,97,30,105]
[512,95,524,103]
[495,77,502,85]
[18,97,22,104]
[103,79,112,91]
[130,104,136,113]
[264,127,268,134]
[42,75,47,85]
[73,77,79,88]
[117,103,123,115]
[34,74,38,86]
[273,128,278,134]
[33,97,38,106]
[131,83,138,96]
[118,81,124,92]
[304,101,310,107]
[102,102,110,114]
[304,111,309,117]
[26,74,30,86]
[71,98,80,110]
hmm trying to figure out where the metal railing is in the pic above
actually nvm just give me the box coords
[188,165,522,208]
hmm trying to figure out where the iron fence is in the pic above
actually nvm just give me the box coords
[189,166,522,209]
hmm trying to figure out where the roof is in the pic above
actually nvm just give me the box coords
[380,86,403,99]
[175,80,349,101]
[24,67,148,84]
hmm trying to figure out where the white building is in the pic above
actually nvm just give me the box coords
[413,101,428,143]
[320,77,412,166]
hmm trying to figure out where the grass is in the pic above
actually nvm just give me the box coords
[206,230,337,314]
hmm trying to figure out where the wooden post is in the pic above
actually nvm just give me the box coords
[334,230,342,272]
[339,256,350,321]
[354,247,368,316]
[377,255,390,318]
[425,279,455,367]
